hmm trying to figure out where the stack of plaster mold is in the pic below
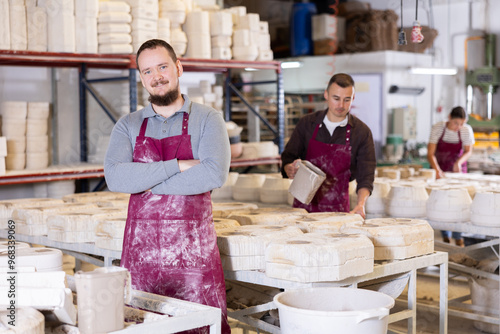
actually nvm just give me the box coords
[27,1,48,51]
[47,208,127,243]
[198,80,216,109]
[384,180,428,218]
[2,101,27,170]
[231,10,259,61]
[95,217,127,251]
[211,171,239,200]
[213,217,240,233]
[281,212,364,233]
[265,232,374,282]
[0,248,77,326]
[184,10,211,58]
[216,225,303,271]
[227,207,308,226]
[26,102,51,170]
[0,1,10,50]
[238,141,279,160]
[365,178,393,218]
[426,186,472,223]
[12,202,99,236]
[0,137,6,175]
[344,218,434,260]
[159,0,187,56]
[0,240,30,251]
[210,10,232,60]
[0,197,63,229]
[259,174,292,204]
[75,0,98,53]
[470,188,500,227]
[416,168,436,181]
[123,0,159,53]
[9,0,27,50]
[232,173,266,202]
[211,202,258,218]
[348,179,357,211]
[44,0,75,52]
[98,1,133,54]
[256,21,273,61]
[158,17,171,43]
[96,197,131,208]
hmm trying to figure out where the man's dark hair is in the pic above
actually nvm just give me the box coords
[327,73,355,90]
[136,39,178,70]
[450,106,467,120]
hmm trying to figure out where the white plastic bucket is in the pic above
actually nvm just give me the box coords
[75,266,131,334]
[273,287,395,334]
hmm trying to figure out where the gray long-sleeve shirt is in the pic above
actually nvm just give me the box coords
[104,95,230,195]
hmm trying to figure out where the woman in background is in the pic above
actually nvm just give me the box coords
[427,106,474,247]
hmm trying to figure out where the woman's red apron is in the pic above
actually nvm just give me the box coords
[294,123,352,212]
[121,110,231,334]
[435,124,467,173]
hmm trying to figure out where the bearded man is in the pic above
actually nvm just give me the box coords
[104,39,231,334]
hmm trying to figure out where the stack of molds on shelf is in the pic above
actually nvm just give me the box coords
[0,1,10,50]
[184,10,211,59]
[216,225,303,271]
[9,0,27,50]
[26,102,51,170]
[95,217,127,251]
[160,0,187,56]
[210,10,232,60]
[47,0,76,52]
[75,0,99,53]
[229,7,259,61]
[98,0,133,54]
[256,20,273,61]
[124,0,159,53]
[27,0,48,51]
[2,101,27,171]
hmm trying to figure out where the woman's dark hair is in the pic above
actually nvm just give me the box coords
[450,106,467,120]
[136,39,178,70]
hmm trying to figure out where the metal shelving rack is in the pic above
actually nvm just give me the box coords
[0,50,284,187]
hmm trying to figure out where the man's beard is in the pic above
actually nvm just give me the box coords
[148,84,180,106]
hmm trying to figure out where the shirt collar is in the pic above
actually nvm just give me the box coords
[316,109,355,127]
[142,94,191,118]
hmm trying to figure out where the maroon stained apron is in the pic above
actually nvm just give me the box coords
[121,110,231,334]
[294,123,352,212]
[435,124,467,173]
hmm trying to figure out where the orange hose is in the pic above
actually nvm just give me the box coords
[464,36,484,71]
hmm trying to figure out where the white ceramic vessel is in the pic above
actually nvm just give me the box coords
[470,190,500,226]
[384,181,428,218]
[426,187,472,222]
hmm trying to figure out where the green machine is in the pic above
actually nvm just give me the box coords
[465,33,500,121]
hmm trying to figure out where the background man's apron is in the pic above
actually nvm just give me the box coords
[435,124,467,173]
[121,111,231,334]
[294,123,352,212]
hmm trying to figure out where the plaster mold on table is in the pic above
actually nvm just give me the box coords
[62,191,129,203]
[0,247,63,272]
[227,207,308,225]
[0,241,30,252]
[238,141,279,160]
[417,168,436,181]
[264,232,374,282]
[426,187,472,223]
[0,307,44,334]
[397,167,415,179]
[470,190,500,226]
[96,198,130,208]
[365,178,392,215]
[211,202,259,218]
[280,212,363,233]
[232,173,266,202]
[382,168,400,181]
[211,172,239,200]
[259,176,292,204]
[384,181,428,218]
[213,218,240,232]
[95,217,126,250]
[343,218,434,260]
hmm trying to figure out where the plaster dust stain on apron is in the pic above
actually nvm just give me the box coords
[121,109,231,334]
[294,123,352,213]
[435,124,467,173]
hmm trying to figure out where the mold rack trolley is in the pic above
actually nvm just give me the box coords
[429,220,500,333]
[224,251,449,334]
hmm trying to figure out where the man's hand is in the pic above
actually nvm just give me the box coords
[284,159,301,179]
[178,159,200,172]
[350,203,366,219]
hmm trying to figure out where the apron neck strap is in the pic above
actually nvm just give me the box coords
[139,118,148,137]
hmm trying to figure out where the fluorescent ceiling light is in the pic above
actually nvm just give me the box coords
[409,67,458,75]
[281,61,303,69]
[244,67,258,71]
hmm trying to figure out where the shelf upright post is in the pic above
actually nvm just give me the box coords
[79,63,89,192]
[276,64,285,153]
[129,68,138,113]
[224,68,232,121]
